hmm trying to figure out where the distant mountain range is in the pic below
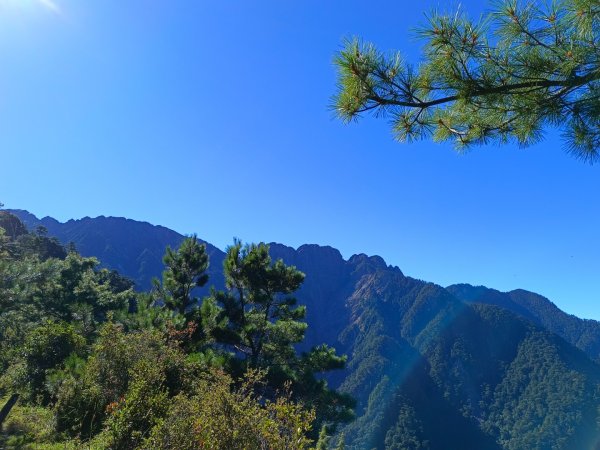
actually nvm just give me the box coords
[9,209,600,449]
[10,209,224,291]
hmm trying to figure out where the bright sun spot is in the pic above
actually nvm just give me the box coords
[0,0,61,14]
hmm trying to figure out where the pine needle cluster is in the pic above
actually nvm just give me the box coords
[333,0,600,162]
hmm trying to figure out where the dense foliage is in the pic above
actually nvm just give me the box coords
[333,0,600,162]
[0,211,350,449]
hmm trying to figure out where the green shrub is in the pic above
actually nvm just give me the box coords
[144,370,315,450]
[102,360,169,449]
[54,322,202,440]
[3,321,85,405]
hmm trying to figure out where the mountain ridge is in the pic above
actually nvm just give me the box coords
[7,208,600,449]
[11,208,600,361]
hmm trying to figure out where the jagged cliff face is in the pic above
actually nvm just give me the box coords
[9,209,600,449]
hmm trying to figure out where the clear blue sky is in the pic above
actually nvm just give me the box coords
[1,1,599,319]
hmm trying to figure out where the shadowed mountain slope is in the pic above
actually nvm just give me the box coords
[9,209,225,292]
[7,209,600,449]
[447,283,600,362]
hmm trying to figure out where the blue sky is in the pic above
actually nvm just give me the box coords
[1,1,599,319]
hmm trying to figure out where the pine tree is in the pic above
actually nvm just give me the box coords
[155,235,209,318]
[209,240,305,368]
[333,0,600,163]
[206,240,355,435]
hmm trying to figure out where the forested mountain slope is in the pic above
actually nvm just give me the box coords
[336,269,600,449]
[8,209,600,449]
[448,283,600,362]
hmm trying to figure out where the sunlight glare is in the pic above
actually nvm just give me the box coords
[0,0,61,14]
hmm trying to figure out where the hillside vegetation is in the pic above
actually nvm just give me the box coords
[0,211,351,449]
[3,210,600,449]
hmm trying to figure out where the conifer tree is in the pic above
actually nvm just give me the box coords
[210,240,306,368]
[155,235,209,318]
[333,0,600,162]
[206,240,355,435]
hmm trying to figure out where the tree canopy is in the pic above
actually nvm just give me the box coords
[333,0,600,163]
[154,235,209,318]
[207,240,355,435]
[0,214,353,448]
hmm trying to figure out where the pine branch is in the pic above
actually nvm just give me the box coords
[333,0,600,162]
